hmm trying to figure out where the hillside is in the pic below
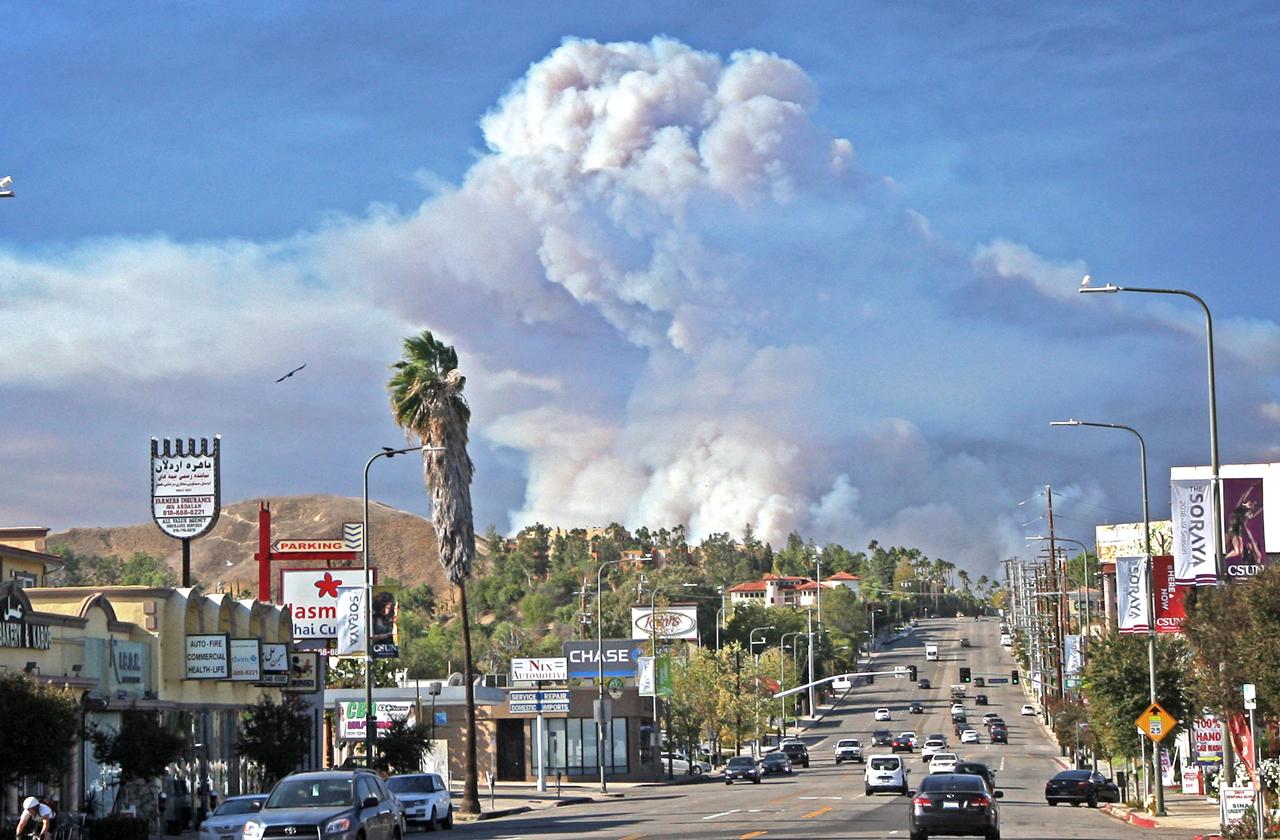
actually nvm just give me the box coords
[49,494,457,597]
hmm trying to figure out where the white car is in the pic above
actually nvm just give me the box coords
[929,752,959,774]
[921,737,947,762]
[659,752,709,775]
[832,676,853,690]
[899,731,919,748]
[960,728,980,744]
[874,707,892,721]
[1021,704,1037,716]
[864,754,910,795]
[386,772,453,831]
[197,794,265,840]
[950,703,965,715]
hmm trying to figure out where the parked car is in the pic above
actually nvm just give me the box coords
[242,770,407,840]
[759,752,793,775]
[960,728,980,744]
[779,742,810,768]
[891,735,914,753]
[385,773,452,831]
[975,694,988,706]
[1021,704,1037,716]
[953,761,999,793]
[834,738,864,764]
[872,729,894,747]
[1045,769,1121,807]
[659,752,708,775]
[875,707,893,721]
[917,678,932,689]
[928,752,959,774]
[197,794,265,840]
[864,754,910,796]
[909,701,925,715]
[724,755,762,784]
[909,773,1002,840]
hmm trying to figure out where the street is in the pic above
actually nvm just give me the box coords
[443,617,1194,839]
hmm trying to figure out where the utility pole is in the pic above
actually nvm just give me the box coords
[806,608,816,722]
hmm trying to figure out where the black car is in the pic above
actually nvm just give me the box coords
[989,726,1008,745]
[242,770,406,840]
[975,694,988,706]
[909,701,925,715]
[779,742,810,768]
[872,729,894,747]
[759,752,793,775]
[891,736,914,753]
[724,755,762,784]
[1045,769,1120,807]
[918,678,932,689]
[909,773,1001,840]
[953,761,998,793]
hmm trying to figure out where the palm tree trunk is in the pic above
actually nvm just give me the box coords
[457,579,481,814]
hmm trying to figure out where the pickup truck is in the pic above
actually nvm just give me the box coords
[834,738,864,764]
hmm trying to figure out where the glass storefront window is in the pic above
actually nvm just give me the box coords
[532,717,628,776]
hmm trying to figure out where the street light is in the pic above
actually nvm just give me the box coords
[749,625,774,757]
[780,630,805,737]
[362,444,444,765]
[595,557,626,793]
[1080,275,1224,582]
[644,580,696,779]
[1051,418,1165,816]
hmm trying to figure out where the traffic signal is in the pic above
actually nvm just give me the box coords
[1011,669,1020,685]
[959,667,971,683]
[909,665,918,682]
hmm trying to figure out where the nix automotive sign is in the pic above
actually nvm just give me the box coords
[511,657,568,682]
[631,605,699,640]
[562,639,643,678]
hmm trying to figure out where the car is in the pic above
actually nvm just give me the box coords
[1021,704,1037,716]
[900,731,919,747]
[989,726,1008,744]
[875,707,893,721]
[950,702,966,714]
[834,738,864,764]
[982,713,1000,726]
[891,735,914,753]
[872,729,894,747]
[909,701,925,715]
[832,675,853,691]
[984,717,1006,731]
[960,728,980,744]
[385,773,452,831]
[197,794,265,840]
[918,678,932,689]
[959,637,971,647]
[779,742,810,768]
[909,772,1002,840]
[950,684,967,699]
[921,738,947,762]
[724,755,762,784]
[659,752,707,775]
[975,694,988,706]
[759,752,793,775]
[242,770,407,840]
[953,761,999,793]
[929,752,959,774]
[1044,769,1121,807]
[864,754,910,796]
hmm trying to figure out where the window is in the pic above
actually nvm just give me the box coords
[537,717,628,776]
[355,776,375,804]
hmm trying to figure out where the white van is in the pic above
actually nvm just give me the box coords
[864,754,910,796]
[925,643,939,661]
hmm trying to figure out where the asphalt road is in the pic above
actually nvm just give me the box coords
[447,616,1195,839]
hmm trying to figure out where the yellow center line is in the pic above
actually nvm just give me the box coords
[739,832,768,839]
[767,794,790,805]
[801,806,832,819]
[619,834,646,840]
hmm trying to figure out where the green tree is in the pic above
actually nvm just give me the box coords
[236,695,312,788]
[388,329,481,815]
[90,709,185,813]
[0,674,80,792]
[119,552,178,586]
[1080,631,1191,760]
[376,717,434,774]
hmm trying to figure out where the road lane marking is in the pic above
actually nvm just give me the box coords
[702,810,740,821]
[767,794,790,805]
[739,833,767,839]
[619,834,645,840]
[801,806,832,819]
[797,796,842,800]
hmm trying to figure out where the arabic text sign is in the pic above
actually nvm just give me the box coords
[185,634,229,679]
[150,437,221,539]
[281,568,370,639]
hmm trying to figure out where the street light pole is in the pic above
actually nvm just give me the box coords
[595,558,624,793]
[362,444,442,765]
[780,630,804,738]
[1051,419,1165,816]
[749,625,774,757]
[1026,535,1092,657]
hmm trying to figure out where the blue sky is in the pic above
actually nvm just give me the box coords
[3,3,1278,576]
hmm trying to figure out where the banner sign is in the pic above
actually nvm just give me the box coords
[338,700,417,740]
[1152,555,1187,633]
[637,656,654,696]
[229,638,262,681]
[1064,635,1082,676]
[1171,479,1219,585]
[1223,477,1266,579]
[508,690,570,713]
[1192,718,1224,766]
[1115,556,1150,634]
[150,437,221,540]
[631,605,699,641]
[655,653,673,697]
[281,568,373,639]
[511,657,568,682]
[284,651,320,692]
[562,639,644,678]
[371,585,399,659]
[185,634,229,679]
[335,586,365,656]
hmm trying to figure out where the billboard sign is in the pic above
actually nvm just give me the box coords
[1171,479,1219,586]
[631,606,699,641]
[1192,717,1224,765]
[1223,477,1266,579]
[338,700,417,740]
[284,651,320,692]
[185,634,229,679]
[1115,557,1150,634]
[511,657,568,682]
[150,437,221,540]
[562,639,644,678]
[1095,521,1172,562]
[229,638,262,681]
[281,568,372,639]
[1152,555,1187,633]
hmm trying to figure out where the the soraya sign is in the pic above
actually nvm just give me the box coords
[631,606,699,641]
[151,437,221,539]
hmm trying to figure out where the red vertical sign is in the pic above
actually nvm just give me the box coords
[1153,555,1186,634]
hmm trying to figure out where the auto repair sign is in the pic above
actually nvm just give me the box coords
[631,606,699,641]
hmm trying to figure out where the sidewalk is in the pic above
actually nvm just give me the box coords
[451,775,709,821]
[1098,789,1222,837]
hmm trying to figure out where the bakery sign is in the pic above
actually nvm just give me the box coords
[0,589,51,650]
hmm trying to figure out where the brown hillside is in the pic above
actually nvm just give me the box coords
[49,494,467,599]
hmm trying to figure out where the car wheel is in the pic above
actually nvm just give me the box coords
[692,765,702,775]
[1048,800,1057,806]
[835,759,841,764]
[426,807,436,831]
[1087,795,1098,809]
[910,830,927,840]
[752,778,761,784]
[985,829,1000,840]
[865,787,873,796]
[725,780,732,785]
[901,785,910,796]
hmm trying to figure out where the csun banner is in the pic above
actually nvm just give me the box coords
[1115,556,1151,634]
[1223,477,1266,580]
[335,586,365,656]
[1171,479,1219,586]
[1153,555,1187,634]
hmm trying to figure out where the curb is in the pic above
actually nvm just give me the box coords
[459,795,597,821]
[1097,802,1166,831]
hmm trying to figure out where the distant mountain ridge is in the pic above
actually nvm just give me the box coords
[49,494,455,596]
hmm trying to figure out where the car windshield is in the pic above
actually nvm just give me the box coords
[386,776,437,794]
[921,775,985,792]
[728,757,755,769]
[838,740,859,747]
[764,753,787,763]
[933,753,957,762]
[870,758,900,771]
[213,799,263,816]
[267,778,354,809]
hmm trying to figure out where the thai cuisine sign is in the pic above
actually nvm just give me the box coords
[281,568,373,639]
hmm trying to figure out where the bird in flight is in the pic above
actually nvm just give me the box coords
[275,363,307,383]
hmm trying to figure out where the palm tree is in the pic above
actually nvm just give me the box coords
[388,330,481,814]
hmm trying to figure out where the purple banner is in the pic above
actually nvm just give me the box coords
[1223,477,1266,580]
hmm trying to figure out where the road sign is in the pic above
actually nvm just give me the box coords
[987,677,1009,684]
[1136,701,1178,742]
[1243,683,1257,711]
[509,690,570,714]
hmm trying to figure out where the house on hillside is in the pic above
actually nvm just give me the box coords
[726,571,861,611]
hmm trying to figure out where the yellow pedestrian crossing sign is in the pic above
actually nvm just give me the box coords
[1136,702,1178,743]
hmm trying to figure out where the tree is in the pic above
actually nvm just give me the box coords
[236,695,312,788]
[90,709,185,813]
[1080,631,1191,761]
[388,330,481,815]
[0,674,80,792]
[376,717,434,774]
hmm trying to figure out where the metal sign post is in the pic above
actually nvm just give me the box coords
[1244,684,1262,840]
